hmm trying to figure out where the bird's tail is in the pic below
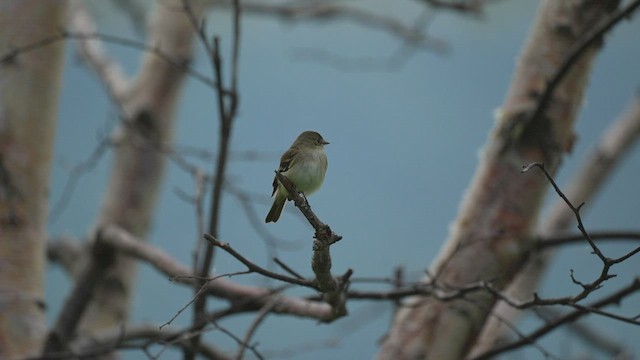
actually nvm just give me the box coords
[265,194,286,223]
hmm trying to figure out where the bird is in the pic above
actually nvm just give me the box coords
[265,131,329,223]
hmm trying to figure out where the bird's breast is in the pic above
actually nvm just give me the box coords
[283,149,327,195]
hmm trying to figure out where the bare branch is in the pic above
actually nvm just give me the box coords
[273,258,305,280]
[423,0,489,14]
[47,237,84,277]
[378,1,636,357]
[274,172,350,318]
[274,172,342,245]
[536,307,630,357]
[237,296,280,360]
[0,30,215,89]
[522,163,632,303]
[184,0,243,353]
[528,0,640,128]
[208,0,447,51]
[470,277,640,360]
[30,325,230,360]
[523,163,606,261]
[537,231,640,249]
[204,234,314,288]
[98,225,334,321]
[226,182,303,252]
[474,89,640,356]
[161,271,251,330]
[42,230,116,354]
[69,0,130,99]
[48,134,111,226]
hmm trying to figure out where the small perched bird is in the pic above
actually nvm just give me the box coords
[265,131,329,223]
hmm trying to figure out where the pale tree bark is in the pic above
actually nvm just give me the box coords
[0,1,67,357]
[470,91,640,356]
[377,1,620,359]
[76,0,206,343]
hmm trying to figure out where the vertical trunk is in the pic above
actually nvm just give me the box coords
[470,92,640,356]
[377,1,619,359]
[0,1,67,357]
[77,0,205,342]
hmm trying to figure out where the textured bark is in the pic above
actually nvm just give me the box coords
[76,0,205,343]
[470,91,640,356]
[377,1,620,359]
[0,1,67,357]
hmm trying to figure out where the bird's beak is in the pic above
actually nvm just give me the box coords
[323,140,330,145]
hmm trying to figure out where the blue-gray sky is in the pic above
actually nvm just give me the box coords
[48,1,640,358]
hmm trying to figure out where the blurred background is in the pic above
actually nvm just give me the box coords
[48,0,640,358]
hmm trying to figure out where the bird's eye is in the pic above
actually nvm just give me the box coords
[317,137,323,144]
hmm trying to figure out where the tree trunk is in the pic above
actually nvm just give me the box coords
[76,0,205,345]
[377,1,620,359]
[470,92,640,356]
[0,1,67,357]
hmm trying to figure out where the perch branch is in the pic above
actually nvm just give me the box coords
[274,171,350,318]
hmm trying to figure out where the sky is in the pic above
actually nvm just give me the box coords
[47,0,640,359]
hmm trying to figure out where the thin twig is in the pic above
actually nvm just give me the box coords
[208,0,448,51]
[97,225,334,321]
[536,231,640,249]
[273,258,305,280]
[34,324,230,360]
[470,277,640,360]
[0,30,215,88]
[203,234,315,288]
[237,296,280,360]
[522,163,619,302]
[161,271,251,330]
[182,0,242,354]
[528,0,640,126]
[535,307,629,357]
[49,135,111,225]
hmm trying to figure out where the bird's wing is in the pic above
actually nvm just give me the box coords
[278,146,299,172]
[271,146,299,196]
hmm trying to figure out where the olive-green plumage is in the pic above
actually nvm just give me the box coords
[265,131,329,223]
